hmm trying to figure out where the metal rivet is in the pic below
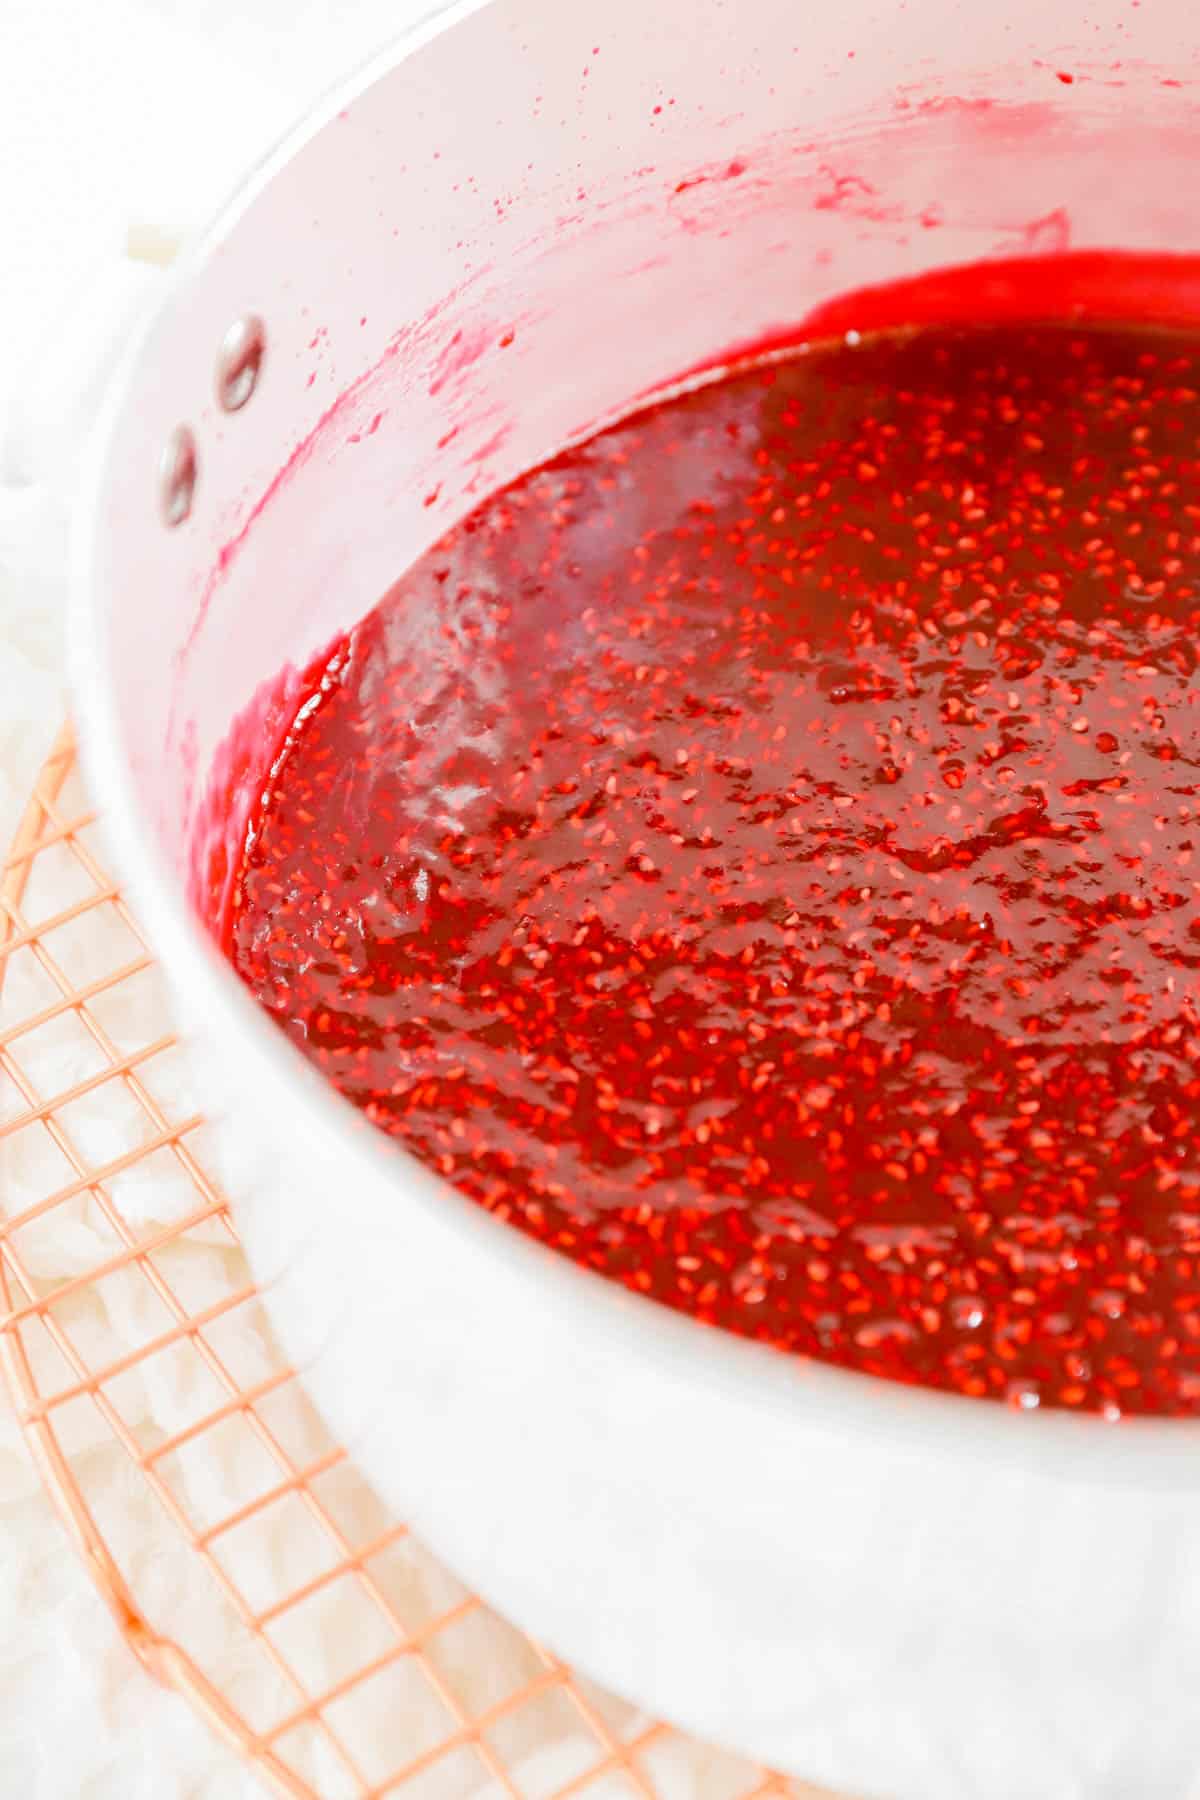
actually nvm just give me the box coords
[159,425,197,527]
[217,313,266,412]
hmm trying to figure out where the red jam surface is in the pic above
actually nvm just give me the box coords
[225,318,1200,1417]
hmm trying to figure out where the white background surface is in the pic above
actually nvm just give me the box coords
[0,5,438,1793]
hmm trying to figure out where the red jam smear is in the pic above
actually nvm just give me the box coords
[225,315,1200,1417]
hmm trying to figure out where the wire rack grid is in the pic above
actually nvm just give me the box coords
[0,727,838,1800]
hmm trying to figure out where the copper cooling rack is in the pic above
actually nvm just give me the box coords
[0,727,836,1800]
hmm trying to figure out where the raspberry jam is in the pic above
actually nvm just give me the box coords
[223,315,1200,1416]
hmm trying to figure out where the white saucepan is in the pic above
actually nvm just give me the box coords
[73,3,1200,1796]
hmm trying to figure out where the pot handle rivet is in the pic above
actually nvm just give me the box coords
[217,314,266,413]
[159,425,197,527]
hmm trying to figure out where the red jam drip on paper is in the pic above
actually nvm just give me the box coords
[223,300,1200,1417]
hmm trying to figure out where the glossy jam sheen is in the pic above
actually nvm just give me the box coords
[226,322,1200,1416]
